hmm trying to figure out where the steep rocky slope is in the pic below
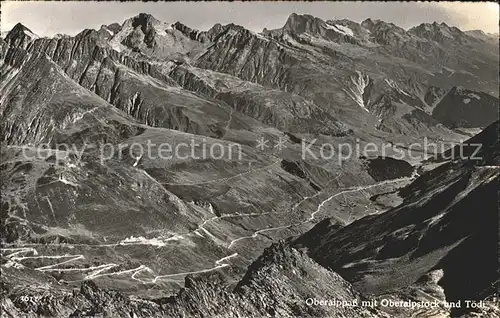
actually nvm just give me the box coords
[1,15,394,298]
[2,137,497,317]
[2,28,261,140]
[5,13,497,139]
[1,242,387,317]
[3,23,38,50]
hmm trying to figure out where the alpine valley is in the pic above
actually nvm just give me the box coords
[0,12,498,317]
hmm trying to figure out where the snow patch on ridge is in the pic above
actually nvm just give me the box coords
[325,23,354,37]
[461,92,480,104]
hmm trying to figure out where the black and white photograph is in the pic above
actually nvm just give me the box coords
[0,1,499,317]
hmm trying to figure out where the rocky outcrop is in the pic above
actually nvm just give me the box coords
[361,18,413,46]
[108,13,204,59]
[4,23,38,50]
[268,13,360,45]
[1,242,386,317]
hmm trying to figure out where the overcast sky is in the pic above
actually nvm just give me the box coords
[2,1,499,36]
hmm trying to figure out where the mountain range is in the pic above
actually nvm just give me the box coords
[0,12,498,317]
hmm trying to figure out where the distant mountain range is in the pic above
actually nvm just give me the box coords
[1,12,498,317]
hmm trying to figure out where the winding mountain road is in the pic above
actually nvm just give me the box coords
[1,172,416,285]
